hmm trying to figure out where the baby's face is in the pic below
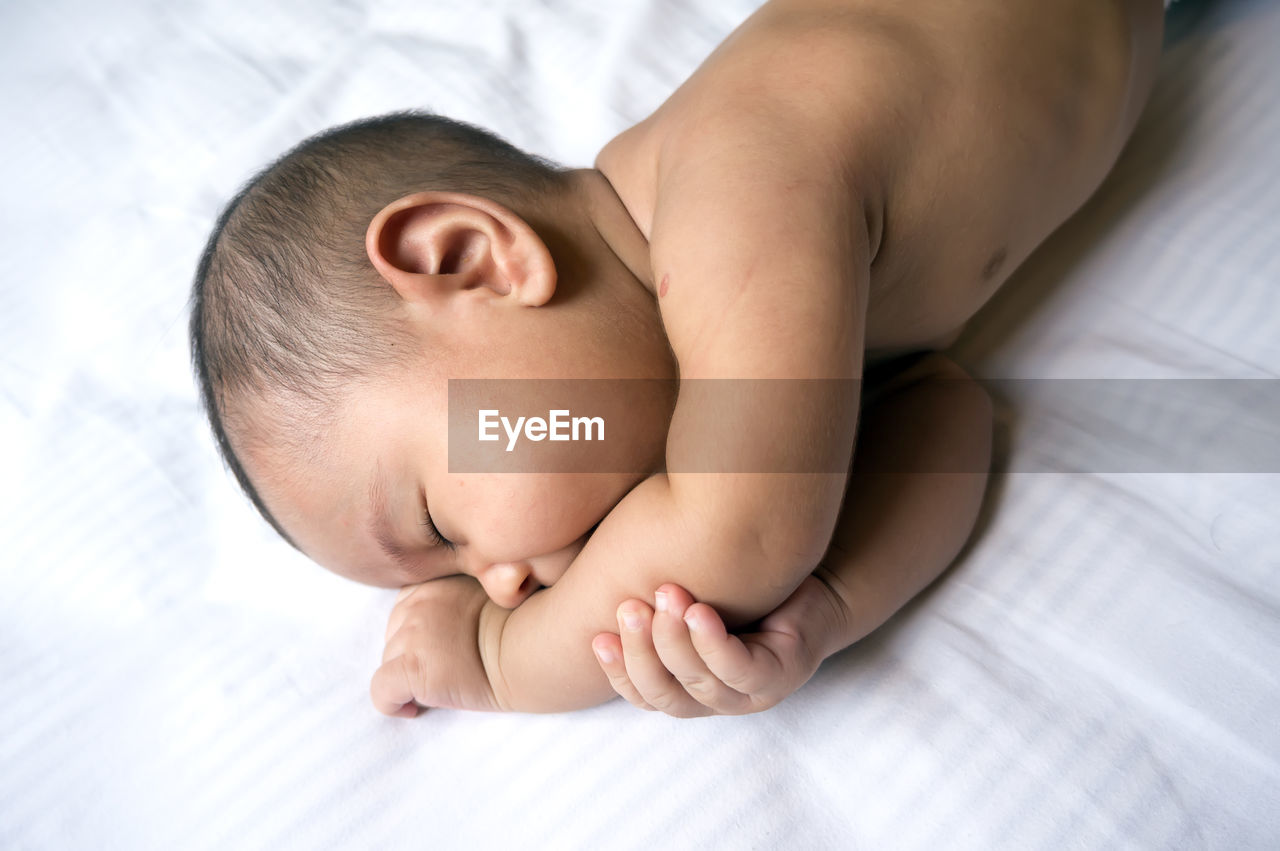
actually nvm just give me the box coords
[259,376,651,605]
[248,265,673,603]
[245,169,675,605]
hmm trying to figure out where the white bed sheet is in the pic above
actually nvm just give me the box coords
[2,0,1278,848]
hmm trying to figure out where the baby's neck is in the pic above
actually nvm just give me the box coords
[564,168,655,298]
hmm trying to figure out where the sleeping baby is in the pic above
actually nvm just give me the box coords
[190,0,1166,715]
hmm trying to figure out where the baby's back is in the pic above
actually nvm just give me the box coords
[598,0,1164,354]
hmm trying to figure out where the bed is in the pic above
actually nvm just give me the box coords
[2,0,1277,847]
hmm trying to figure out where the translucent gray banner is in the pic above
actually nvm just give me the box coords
[988,378,1280,474]
[446,378,1280,474]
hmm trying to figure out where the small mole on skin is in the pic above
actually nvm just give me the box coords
[981,247,1008,282]
[658,273,670,298]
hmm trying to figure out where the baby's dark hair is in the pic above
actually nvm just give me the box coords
[189,111,563,544]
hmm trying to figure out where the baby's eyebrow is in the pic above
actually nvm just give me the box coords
[368,464,416,571]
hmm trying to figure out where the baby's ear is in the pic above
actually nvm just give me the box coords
[365,191,556,307]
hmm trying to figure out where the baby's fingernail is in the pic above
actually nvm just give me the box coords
[655,590,668,613]
[595,645,616,664]
[621,609,641,630]
[684,613,700,632]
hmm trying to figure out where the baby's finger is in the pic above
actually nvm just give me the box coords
[592,633,655,711]
[684,602,781,698]
[650,587,752,714]
[370,655,423,718]
[617,601,709,718]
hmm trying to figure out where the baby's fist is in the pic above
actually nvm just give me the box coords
[372,575,497,715]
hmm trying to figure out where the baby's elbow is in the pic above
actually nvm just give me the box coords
[719,507,835,595]
[764,517,837,581]
[657,499,811,628]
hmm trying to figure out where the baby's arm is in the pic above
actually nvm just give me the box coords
[371,353,989,717]
[373,468,784,716]
[469,107,880,712]
[594,353,993,715]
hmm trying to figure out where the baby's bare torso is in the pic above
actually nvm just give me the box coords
[598,0,1163,359]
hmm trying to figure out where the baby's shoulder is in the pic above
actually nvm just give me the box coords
[595,120,662,241]
[595,5,921,238]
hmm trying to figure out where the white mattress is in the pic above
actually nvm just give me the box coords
[2,0,1278,847]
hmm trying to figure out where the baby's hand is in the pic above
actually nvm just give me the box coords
[371,575,499,716]
[592,577,841,717]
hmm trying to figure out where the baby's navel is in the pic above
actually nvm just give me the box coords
[659,273,670,298]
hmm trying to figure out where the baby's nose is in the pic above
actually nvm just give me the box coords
[480,563,538,609]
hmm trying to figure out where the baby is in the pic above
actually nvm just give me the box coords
[190,0,1165,715]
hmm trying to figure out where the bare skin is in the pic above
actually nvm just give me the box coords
[581,0,1165,715]
[378,352,993,716]
[594,354,992,716]
[250,0,1165,714]
[598,0,1164,349]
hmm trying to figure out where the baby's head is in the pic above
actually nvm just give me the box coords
[190,111,676,604]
